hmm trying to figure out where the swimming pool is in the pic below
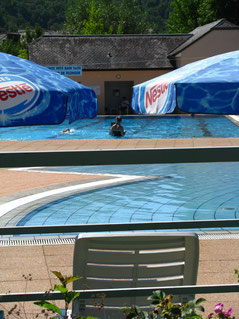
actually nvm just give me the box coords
[1,115,239,140]
[16,162,239,229]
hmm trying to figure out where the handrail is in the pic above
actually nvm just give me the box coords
[1,284,239,303]
[0,146,239,167]
[1,219,239,236]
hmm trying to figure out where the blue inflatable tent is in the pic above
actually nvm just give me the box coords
[0,52,97,126]
[131,50,239,115]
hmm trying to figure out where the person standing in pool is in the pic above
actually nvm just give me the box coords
[120,96,130,115]
[109,116,126,137]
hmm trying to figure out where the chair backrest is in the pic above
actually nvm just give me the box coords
[72,232,199,319]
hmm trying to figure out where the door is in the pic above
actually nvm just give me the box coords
[104,81,133,115]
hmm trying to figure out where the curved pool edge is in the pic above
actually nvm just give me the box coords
[0,169,151,228]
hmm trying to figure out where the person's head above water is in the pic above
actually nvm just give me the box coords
[116,116,122,124]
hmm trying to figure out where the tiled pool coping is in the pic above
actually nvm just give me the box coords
[1,137,239,153]
[2,231,239,246]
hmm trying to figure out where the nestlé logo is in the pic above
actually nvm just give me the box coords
[0,75,40,115]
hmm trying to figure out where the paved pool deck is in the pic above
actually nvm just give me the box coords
[1,137,239,152]
[1,137,239,318]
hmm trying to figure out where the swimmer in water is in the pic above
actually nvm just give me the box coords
[61,128,71,133]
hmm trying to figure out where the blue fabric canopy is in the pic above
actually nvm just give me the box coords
[0,52,97,126]
[132,50,239,114]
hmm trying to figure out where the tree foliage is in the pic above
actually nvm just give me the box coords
[167,0,239,33]
[209,0,239,25]
[0,0,67,32]
[138,0,172,33]
[167,0,201,33]
[0,0,238,37]
[0,25,43,58]
[63,0,154,34]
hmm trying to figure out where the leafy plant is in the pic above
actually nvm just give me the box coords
[34,271,95,319]
[122,290,205,319]
[234,268,239,281]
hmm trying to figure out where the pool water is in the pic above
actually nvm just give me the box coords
[1,115,239,140]
[17,162,239,228]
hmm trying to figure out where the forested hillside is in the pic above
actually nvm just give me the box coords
[138,0,172,32]
[0,0,171,33]
[0,0,67,32]
[0,0,238,37]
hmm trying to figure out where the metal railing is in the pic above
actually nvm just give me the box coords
[1,284,239,303]
[1,219,239,236]
[0,146,239,167]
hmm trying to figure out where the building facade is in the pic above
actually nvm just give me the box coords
[28,19,239,115]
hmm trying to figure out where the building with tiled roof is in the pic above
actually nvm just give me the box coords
[29,34,189,70]
[169,18,239,67]
[29,19,239,114]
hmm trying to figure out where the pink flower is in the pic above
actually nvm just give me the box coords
[224,307,233,316]
[211,303,233,318]
[214,303,224,314]
[208,313,214,319]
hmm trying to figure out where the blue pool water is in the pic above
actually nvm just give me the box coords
[17,162,239,228]
[1,115,239,140]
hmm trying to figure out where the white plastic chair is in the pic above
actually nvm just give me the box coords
[72,232,199,319]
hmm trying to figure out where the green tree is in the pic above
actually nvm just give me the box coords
[0,38,23,56]
[208,0,239,25]
[64,0,154,34]
[81,0,110,34]
[166,0,239,34]
[197,0,239,26]
[0,0,66,32]
[138,0,172,33]
[166,0,202,33]
[0,24,43,58]
[197,0,217,26]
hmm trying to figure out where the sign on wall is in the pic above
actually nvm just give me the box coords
[46,65,82,76]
